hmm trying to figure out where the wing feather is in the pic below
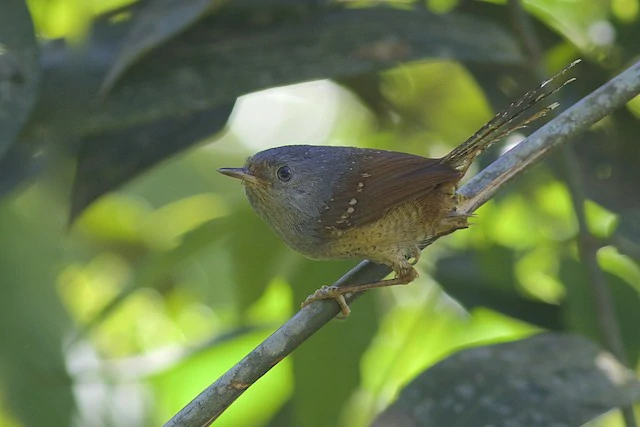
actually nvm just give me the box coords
[319,150,461,231]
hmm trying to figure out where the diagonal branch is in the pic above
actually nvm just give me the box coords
[164,58,640,427]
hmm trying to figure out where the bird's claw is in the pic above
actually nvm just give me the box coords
[301,285,351,317]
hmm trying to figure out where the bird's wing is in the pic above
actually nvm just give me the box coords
[318,150,461,231]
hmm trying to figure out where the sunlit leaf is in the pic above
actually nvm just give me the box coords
[612,0,639,23]
[381,61,494,146]
[245,278,293,324]
[585,199,620,239]
[486,196,537,249]
[598,246,640,292]
[69,216,231,345]
[74,192,152,245]
[534,180,577,240]
[515,245,565,303]
[140,193,229,250]
[525,0,611,53]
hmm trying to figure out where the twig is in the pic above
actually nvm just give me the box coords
[165,59,640,427]
[507,0,543,67]
[507,1,636,424]
[563,149,637,426]
[563,150,629,364]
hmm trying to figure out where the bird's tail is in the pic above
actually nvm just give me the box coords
[442,59,580,173]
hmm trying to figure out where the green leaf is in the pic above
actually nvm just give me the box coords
[0,0,40,157]
[614,209,640,262]
[374,333,640,427]
[525,0,610,52]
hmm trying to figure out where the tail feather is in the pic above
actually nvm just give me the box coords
[442,59,580,173]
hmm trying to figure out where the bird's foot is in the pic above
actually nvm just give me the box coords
[435,212,472,235]
[301,285,351,317]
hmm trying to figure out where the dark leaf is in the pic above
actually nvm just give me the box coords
[0,141,46,198]
[70,103,233,223]
[614,210,640,261]
[573,109,640,213]
[101,0,222,94]
[0,0,40,158]
[335,73,387,121]
[27,4,524,144]
[8,3,528,208]
[455,0,563,53]
[374,333,640,427]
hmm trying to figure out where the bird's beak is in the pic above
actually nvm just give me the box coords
[217,167,258,184]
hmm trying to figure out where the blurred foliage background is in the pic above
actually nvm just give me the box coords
[1,0,640,426]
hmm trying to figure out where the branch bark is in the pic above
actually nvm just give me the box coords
[164,58,640,427]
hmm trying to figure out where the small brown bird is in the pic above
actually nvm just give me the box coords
[219,61,578,316]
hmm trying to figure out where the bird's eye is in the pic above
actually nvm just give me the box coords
[276,165,292,182]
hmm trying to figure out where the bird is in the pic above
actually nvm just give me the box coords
[219,60,578,316]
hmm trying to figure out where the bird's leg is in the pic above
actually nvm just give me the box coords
[301,257,418,317]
